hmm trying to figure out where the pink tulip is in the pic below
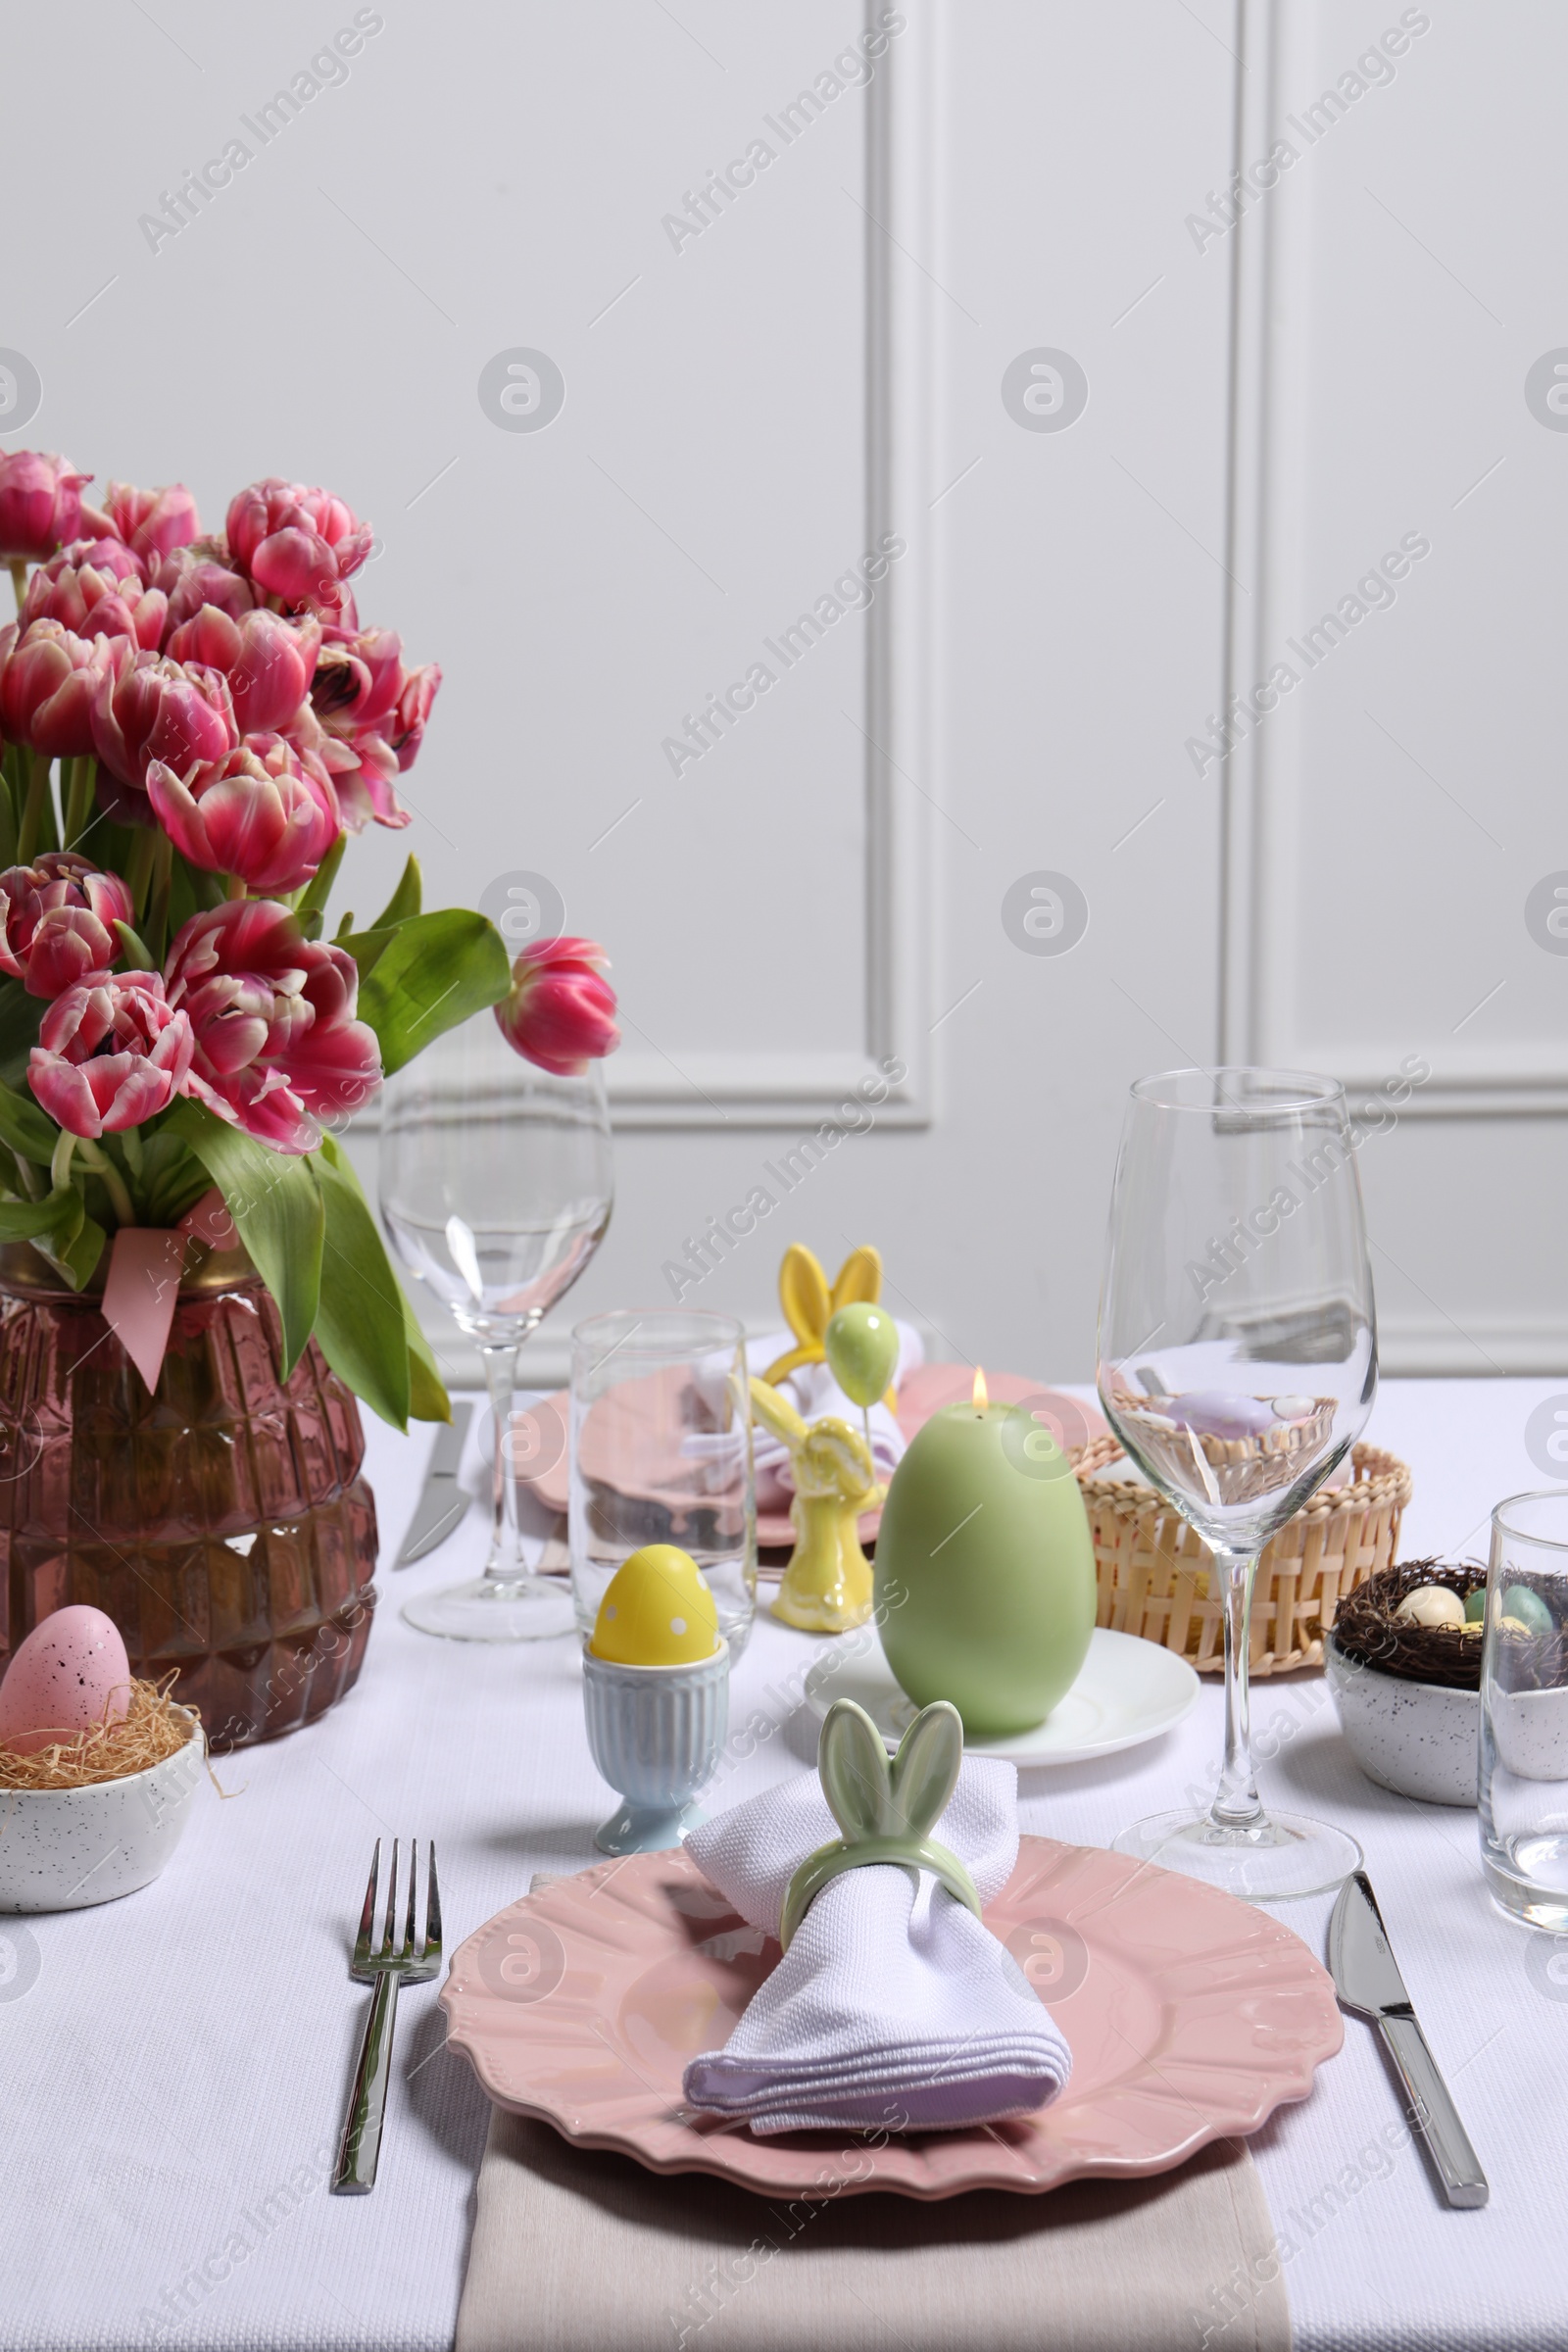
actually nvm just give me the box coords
[166,605,319,735]
[79,481,200,567]
[224,478,372,616]
[391,660,440,770]
[0,621,117,760]
[495,937,619,1076]
[155,545,256,635]
[34,536,147,588]
[147,734,341,894]
[164,899,382,1153]
[307,624,436,829]
[0,454,92,564]
[0,852,136,999]
[28,971,194,1137]
[91,649,237,795]
[22,541,166,651]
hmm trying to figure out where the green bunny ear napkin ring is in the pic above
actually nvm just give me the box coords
[779,1697,983,1950]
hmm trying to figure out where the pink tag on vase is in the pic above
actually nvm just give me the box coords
[101,1228,187,1395]
[101,1191,241,1394]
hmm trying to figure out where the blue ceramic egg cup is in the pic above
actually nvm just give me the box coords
[580,1639,730,1854]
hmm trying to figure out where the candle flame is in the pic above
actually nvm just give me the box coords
[972,1366,988,1408]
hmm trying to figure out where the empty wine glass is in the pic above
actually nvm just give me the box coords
[1097,1067,1375,1899]
[379,1009,613,1641]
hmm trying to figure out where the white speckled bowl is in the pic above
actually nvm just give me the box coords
[1489,1683,1568,1782]
[1325,1634,1479,1807]
[0,1711,204,1912]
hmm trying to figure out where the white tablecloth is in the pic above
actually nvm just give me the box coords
[2,1379,1564,2351]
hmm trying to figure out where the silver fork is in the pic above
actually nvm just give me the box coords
[331,1838,442,2194]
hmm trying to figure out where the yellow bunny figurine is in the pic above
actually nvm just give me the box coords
[750,1377,881,1634]
[763,1243,896,1406]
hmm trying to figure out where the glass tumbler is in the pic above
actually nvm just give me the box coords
[570,1310,757,1656]
[1481,1490,1568,1930]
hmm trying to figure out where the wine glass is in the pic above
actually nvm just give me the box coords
[378,1009,613,1642]
[1096,1067,1375,1899]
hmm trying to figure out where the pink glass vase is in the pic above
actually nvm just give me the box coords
[0,1243,377,1749]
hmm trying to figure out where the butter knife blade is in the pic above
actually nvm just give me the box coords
[1327,1866,1411,2015]
[1328,1870,1488,2208]
[395,1400,474,1567]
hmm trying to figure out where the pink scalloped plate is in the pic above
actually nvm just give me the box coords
[441,1835,1341,2200]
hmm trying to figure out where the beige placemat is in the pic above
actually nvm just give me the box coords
[456,2106,1290,2352]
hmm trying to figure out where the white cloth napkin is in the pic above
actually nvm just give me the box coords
[681,1755,1071,2135]
[693,1326,924,1515]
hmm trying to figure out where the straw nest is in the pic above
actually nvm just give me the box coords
[1331,1559,1487,1691]
[0,1675,198,1790]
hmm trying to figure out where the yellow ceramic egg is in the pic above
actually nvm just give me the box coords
[590,1544,719,1666]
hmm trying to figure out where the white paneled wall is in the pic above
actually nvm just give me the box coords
[7,2,1560,1394]
[1218,1,1568,1371]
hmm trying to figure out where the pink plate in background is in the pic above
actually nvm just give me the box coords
[518,1365,1107,1552]
[441,1836,1341,2201]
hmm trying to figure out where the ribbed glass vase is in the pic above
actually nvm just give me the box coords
[0,1242,377,1749]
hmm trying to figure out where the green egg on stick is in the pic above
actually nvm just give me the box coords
[825,1302,901,1457]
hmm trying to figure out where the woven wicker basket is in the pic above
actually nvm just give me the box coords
[1069,1436,1411,1676]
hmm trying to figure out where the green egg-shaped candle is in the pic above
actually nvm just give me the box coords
[825,1302,901,1406]
[873,1386,1097,1737]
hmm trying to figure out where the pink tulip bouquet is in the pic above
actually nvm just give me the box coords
[0,449,618,1427]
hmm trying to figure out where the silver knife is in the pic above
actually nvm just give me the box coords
[394,1401,474,1567]
[1328,1870,1488,2208]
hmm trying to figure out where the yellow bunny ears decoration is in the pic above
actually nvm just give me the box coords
[763,1244,891,1396]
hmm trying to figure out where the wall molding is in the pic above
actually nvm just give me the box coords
[413,1312,947,1400]
[347,14,935,1139]
[606,5,934,1133]
[411,1312,1568,1396]
[1315,1074,1568,1121]
[1377,1314,1568,1378]
[1215,0,1276,1074]
[1217,0,1560,1120]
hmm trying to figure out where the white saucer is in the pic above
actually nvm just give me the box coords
[802,1628,1200,1766]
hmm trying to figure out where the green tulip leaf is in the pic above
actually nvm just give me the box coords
[0,984,44,1093]
[335,923,394,979]
[368,855,422,934]
[162,1100,323,1373]
[0,753,18,870]
[3,1186,107,1292]
[0,1075,59,1167]
[167,856,225,941]
[134,1131,212,1228]
[402,1286,452,1424]
[40,1199,107,1293]
[311,1136,413,1431]
[294,830,348,923]
[0,1193,77,1241]
[352,909,511,1077]
[112,919,157,972]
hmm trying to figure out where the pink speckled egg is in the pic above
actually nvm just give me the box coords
[0,1607,132,1757]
